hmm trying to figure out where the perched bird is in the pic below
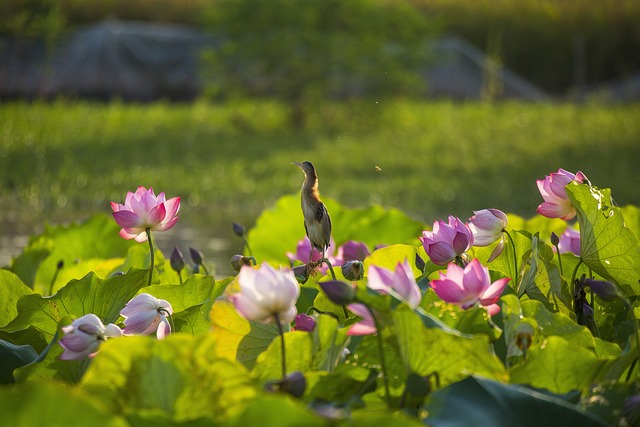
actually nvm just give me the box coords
[293,161,332,266]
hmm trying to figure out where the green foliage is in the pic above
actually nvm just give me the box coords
[0,270,32,327]
[8,214,135,294]
[210,299,280,370]
[2,100,639,245]
[81,334,257,423]
[2,269,148,341]
[0,339,37,384]
[0,381,128,427]
[425,376,608,427]
[248,194,424,267]
[412,0,640,94]
[567,183,640,295]
[200,0,432,127]
[4,0,638,96]
[1,166,640,424]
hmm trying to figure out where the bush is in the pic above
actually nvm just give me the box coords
[410,0,640,94]
[200,0,435,128]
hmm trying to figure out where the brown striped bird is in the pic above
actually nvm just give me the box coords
[293,161,332,267]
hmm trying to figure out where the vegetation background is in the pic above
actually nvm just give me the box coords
[1,0,639,275]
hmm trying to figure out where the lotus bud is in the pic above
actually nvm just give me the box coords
[233,222,246,237]
[170,247,185,273]
[584,278,618,301]
[189,247,204,265]
[319,280,356,306]
[341,260,364,281]
[550,232,560,247]
[293,313,316,332]
[265,371,306,398]
[292,264,310,284]
[514,323,534,354]
[230,254,253,272]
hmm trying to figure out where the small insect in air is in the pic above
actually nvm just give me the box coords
[374,165,382,172]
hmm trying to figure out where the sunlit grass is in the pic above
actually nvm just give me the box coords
[1,99,639,231]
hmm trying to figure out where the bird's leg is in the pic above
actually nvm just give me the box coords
[306,249,317,275]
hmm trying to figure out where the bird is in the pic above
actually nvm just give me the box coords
[292,161,332,267]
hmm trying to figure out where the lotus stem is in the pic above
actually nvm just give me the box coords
[146,228,154,287]
[504,230,519,284]
[275,313,287,378]
[322,258,337,281]
[569,258,583,312]
[363,303,391,407]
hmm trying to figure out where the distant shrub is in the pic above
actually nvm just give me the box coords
[410,0,640,94]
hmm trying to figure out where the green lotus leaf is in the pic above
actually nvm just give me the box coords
[426,376,607,427]
[0,270,32,328]
[567,183,640,294]
[248,194,423,265]
[0,380,128,427]
[509,335,610,394]
[1,268,148,341]
[209,299,280,370]
[82,334,256,423]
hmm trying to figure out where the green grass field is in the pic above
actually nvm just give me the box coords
[1,99,639,233]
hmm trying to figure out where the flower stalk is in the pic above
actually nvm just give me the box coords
[146,227,154,287]
[322,258,337,281]
[275,313,287,379]
[363,303,391,407]
[504,230,519,284]
[569,258,583,313]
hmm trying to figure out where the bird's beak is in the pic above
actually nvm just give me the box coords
[292,162,302,168]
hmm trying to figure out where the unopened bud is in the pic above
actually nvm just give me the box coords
[189,247,204,265]
[170,247,185,272]
[233,223,246,237]
[293,313,316,332]
[550,232,560,246]
[230,254,253,272]
[293,264,310,284]
[341,260,364,281]
[584,278,618,301]
[265,371,306,398]
[319,280,356,306]
[514,323,534,353]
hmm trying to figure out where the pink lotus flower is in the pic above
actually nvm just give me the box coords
[557,227,581,256]
[346,303,377,336]
[287,236,336,268]
[420,216,474,265]
[59,314,122,360]
[430,258,510,315]
[230,263,300,324]
[120,293,173,339]
[367,260,422,308]
[469,209,509,262]
[469,209,508,246]
[110,186,180,242]
[536,168,587,220]
[335,240,371,263]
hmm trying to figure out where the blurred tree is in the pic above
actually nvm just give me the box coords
[201,0,434,128]
[0,0,66,49]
